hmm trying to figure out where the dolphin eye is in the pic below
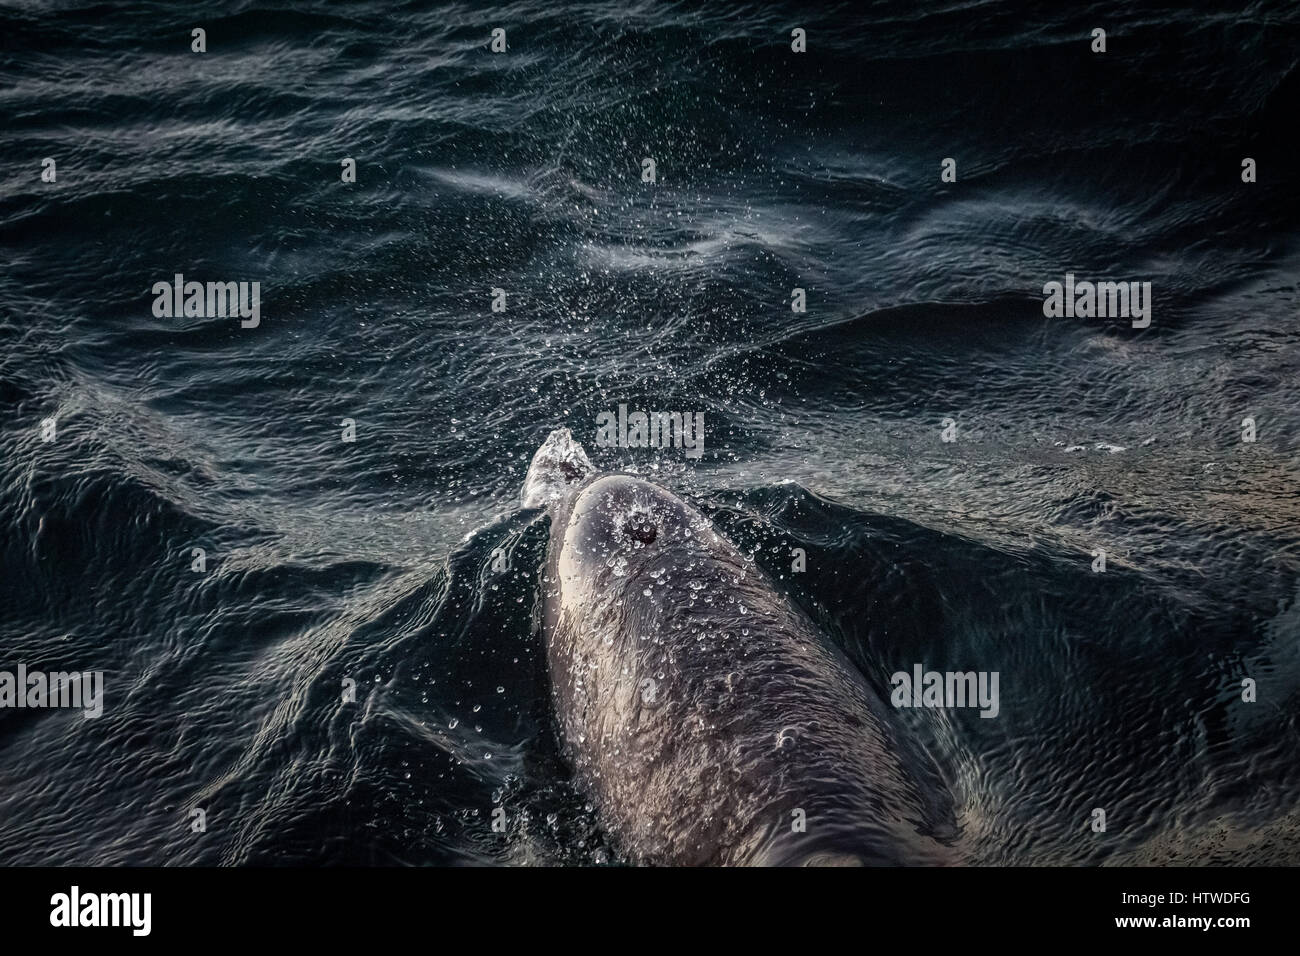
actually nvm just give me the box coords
[622,511,657,544]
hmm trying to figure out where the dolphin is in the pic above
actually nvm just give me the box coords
[523,427,958,865]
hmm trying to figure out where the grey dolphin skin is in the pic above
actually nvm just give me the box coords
[523,428,958,866]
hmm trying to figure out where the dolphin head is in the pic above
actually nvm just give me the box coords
[524,429,718,586]
[556,472,720,598]
[528,429,731,675]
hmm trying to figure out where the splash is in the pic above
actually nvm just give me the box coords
[521,427,596,510]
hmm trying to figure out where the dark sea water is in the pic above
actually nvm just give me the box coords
[2,0,1299,865]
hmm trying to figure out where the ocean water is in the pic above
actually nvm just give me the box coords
[1,0,1298,865]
